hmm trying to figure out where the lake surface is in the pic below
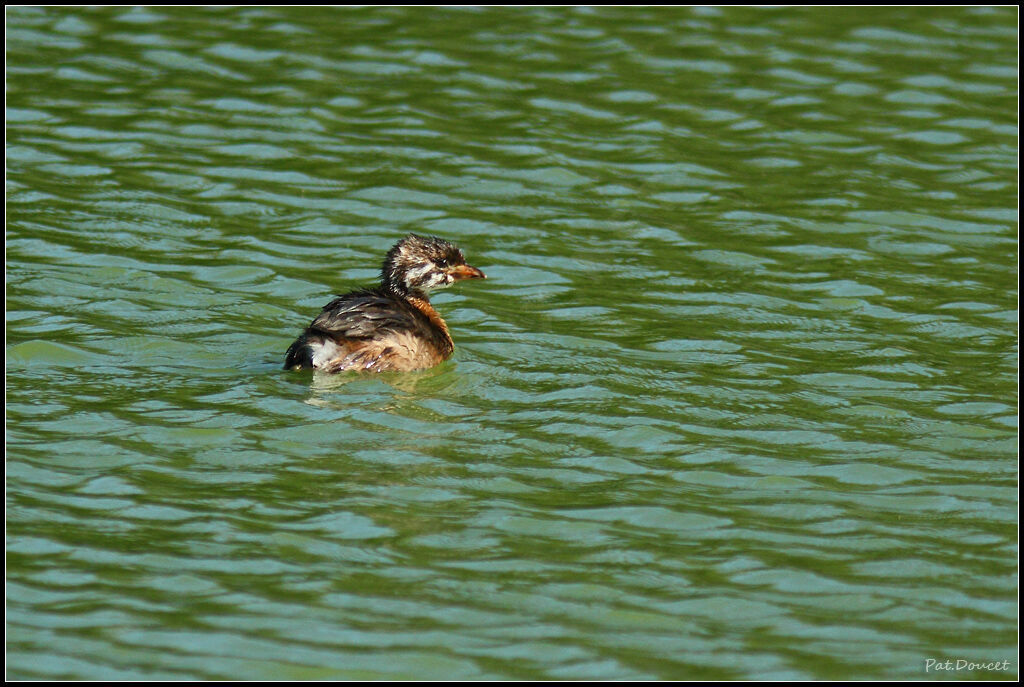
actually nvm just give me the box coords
[6,6,1018,680]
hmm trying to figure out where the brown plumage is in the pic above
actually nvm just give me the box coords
[284,234,486,373]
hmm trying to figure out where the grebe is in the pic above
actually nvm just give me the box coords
[284,234,485,373]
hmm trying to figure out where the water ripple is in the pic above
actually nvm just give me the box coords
[6,5,1017,682]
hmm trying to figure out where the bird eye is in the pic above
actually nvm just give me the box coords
[436,258,449,268]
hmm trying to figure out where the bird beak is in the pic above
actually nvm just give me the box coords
[449,264,486,281]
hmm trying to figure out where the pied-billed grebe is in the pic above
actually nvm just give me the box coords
[284,234,486,373]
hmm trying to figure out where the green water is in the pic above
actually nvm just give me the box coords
[6,5,1017,680]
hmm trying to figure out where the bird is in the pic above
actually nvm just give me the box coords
[284,234,486,373]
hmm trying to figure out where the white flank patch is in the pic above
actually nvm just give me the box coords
[310,338,343,369]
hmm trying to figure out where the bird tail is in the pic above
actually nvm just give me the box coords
[283,333,317,370]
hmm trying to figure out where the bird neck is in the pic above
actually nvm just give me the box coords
[406,293,452,352]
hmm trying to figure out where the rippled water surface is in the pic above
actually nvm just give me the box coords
[6,6,1018,680]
